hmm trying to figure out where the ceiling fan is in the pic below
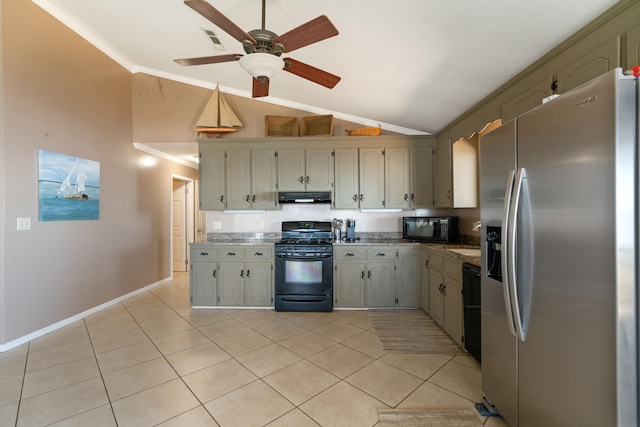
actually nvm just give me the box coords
[175,0,341,98]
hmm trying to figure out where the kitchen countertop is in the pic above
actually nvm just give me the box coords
[191,238,481,267]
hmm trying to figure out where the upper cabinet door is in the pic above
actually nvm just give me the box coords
[277,149,306,192]
[359,148,385,209]
[556,37,620,94]
[384,147,410,209]
[306,149,334,191]
[251,149,278,210]
[434,139,453,208]
[199,150,226,210]
[334,148,360,209]
[410,144,434,209]
[225,150,251,210]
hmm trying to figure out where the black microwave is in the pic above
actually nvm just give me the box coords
[402,216,459,243]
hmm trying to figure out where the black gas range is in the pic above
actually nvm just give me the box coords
[274,221,333,312]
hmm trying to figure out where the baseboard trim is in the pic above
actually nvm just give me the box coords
[0,276,173,353]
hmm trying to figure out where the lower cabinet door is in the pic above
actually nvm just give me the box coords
[190,262,218,306]
[429,269,444,326]
[365,262,395,307]
[443,276,463,347]
[218,262,245,306]
[334,262,365,308]
[245,261,272,306]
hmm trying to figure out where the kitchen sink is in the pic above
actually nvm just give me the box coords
[447,248,481,257]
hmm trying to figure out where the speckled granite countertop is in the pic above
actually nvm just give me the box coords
[192,233,481,266]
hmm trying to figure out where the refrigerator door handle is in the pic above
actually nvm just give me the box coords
[508,167,527,342]
[501,170,517,337]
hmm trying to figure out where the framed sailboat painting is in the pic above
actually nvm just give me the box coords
[38,150,100,221]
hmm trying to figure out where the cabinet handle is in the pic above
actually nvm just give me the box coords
[306,176,310,184]
[446,190,451,199]
[424,259,429,268]
[255,252,263,256]
[368,271,372,279]
[442,284,447,296]
[377,253,386,257]
[404,194,409,201]
[219,195,224,203]
[252,195,256,203]
[359,194,364,201]
[411,193,415,201]
[240,269,244,278]
[346,253,354,257]
[246,195,250,203]
[361,271,365,279]
[213,269,217,278]
[200,252,209,256]
[246,269,251,278]
[439,283,443,293]
[353,194,358,201]
[227,252,236,256]
[299,176,304,183]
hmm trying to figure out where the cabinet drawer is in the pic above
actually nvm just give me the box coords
[444,259,463,281]
[191,247,217,261]
[335,247,365,260]
[246,247,273,260]
[366,248,396,260]
[219,248,246,259]
[429,252,444,271]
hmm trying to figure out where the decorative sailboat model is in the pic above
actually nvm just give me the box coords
[195,85,243,135]
[56,158,89,200]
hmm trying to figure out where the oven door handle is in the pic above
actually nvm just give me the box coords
[275,253,333,260]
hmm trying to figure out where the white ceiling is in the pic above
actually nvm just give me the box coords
[34,0,618,163]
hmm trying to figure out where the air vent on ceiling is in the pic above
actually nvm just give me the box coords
[202,28,225,51]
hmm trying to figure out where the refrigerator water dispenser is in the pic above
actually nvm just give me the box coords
[486,226,502,281]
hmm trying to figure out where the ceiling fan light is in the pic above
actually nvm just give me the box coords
[239,53,284,82]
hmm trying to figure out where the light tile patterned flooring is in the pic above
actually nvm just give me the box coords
[0,273,510,426]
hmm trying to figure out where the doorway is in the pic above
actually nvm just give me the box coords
[171,175,195,272]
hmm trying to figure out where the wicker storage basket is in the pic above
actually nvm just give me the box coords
[301,115,333,136]
[346,126,381,136]
[265,115,298,137]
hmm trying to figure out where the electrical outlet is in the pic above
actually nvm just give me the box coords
[259,221,265,229]
[213,221,222,230]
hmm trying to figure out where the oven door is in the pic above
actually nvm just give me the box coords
[274,251,333,296]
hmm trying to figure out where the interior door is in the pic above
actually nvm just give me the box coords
[172,180,187,271]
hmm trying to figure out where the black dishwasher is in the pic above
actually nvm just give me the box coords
[462,263,481,363]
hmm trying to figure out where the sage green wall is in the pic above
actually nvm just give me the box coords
[0,0,197,346]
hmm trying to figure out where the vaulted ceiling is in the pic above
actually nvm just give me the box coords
[34,0,618,136]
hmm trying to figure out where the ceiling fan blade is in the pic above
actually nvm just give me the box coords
[184,0,256,44]
[252,78,270,98]
[174,54,242,66]
[273,15,338,53]
[283,58,341,88]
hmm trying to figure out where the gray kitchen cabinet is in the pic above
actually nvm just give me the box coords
[189,245,218,306]
[428,249,464,347]
[434,139,452,208]
[627,24,640,69]
[333,148,360,209]
[277,148,333,192]
[359,147,411,210]
[199,150,225,210]
[410,145,434,209]
[364,247,396,307]
[384,147,411,209]
[420,247,430,313]
[333,246,366,308]
[251,149,279,210]
[226,149,278,210]
[358,148,385,209]
[216,246,273,307]
[556,37,620,94]
[501,76,554,123]
[396,247,421,308]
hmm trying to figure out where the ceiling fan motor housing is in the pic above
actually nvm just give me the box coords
[244,29,284,55]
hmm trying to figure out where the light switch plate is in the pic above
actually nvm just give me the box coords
[213,221,222,230]
[17,217,31,230]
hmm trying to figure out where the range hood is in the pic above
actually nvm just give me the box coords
[278,191,332,204]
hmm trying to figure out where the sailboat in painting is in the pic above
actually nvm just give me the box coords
[56,158,89,200]
[195,84,243,135]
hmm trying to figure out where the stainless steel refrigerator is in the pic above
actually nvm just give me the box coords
[479,68,638,426]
